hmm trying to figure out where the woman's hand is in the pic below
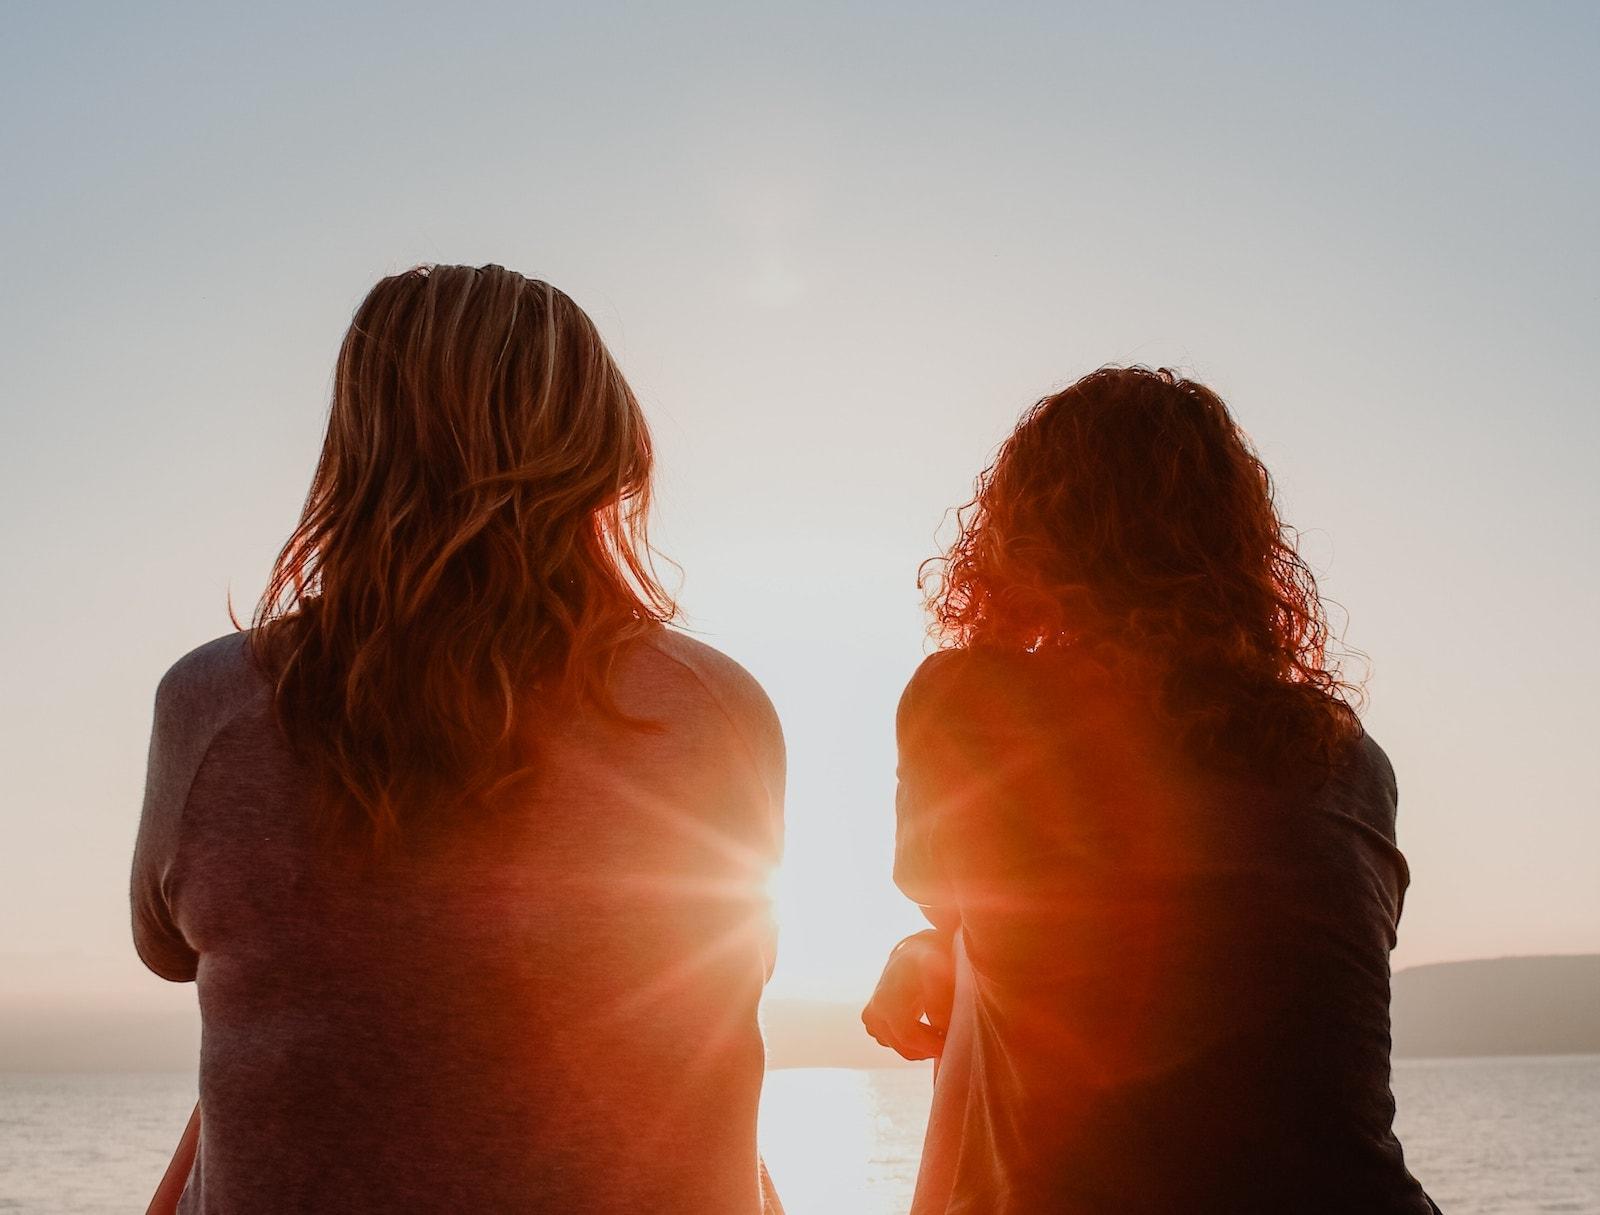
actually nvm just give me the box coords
[861,928,956,1061]
[146,1101,200,1215]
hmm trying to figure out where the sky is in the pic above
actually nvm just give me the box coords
[1,2,1596,1020]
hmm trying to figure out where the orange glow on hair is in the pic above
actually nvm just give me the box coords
[923,366,1360,776]
[250,264,675,839]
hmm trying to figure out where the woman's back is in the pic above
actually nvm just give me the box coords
[897,647,1434,1214]
[133,626,783,1214]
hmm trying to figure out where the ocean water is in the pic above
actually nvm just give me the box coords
[2,1057,1596,1213]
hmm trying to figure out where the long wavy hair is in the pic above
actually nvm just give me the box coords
[924,366,1360,778]
[250,264,675,840]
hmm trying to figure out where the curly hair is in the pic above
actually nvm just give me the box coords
[251,265,675,841]
[923,366,1361,777]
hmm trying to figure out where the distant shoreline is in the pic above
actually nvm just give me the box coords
[3,1053,1600,1080]
[1,954,1596,1072]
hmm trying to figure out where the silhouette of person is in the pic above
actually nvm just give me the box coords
[133,266,786,1214]
[864,367,1440,1214]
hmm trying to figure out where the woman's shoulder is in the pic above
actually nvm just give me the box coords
[897,646,1118,760]
[899,645,1082,711]
[636,625,767,699]
[142,632,272,837]
[902,643,1018,690]
[1338,724,1400,814]
[896,647,1020,745]
[898,648,967,715]
[628,628,785,814]
[154,631,262,717]
[631,626,784,750]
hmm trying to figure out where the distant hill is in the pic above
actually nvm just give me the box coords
[0,1000,198,1072]
[1,955,1595,1071]
[766,954,1600,1069]
[1390,955,1600,1058]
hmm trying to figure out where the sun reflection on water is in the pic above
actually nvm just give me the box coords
[759,1067,932,1215]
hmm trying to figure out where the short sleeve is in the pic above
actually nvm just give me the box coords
[713,659,786,866]
[893,769,948,912]
[696,650,786,977]
[1356,730,1410,928]
[129,633,257,983]
[131,665,202,982]
[648,629,786,863]
[643,629,788,980]
[892,653,963,919]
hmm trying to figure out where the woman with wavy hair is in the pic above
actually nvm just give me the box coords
[863,368,1438,1213]
[132,265,785,1214]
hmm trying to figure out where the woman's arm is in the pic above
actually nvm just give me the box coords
[145,1102,199,1215]
[861,927,956,1060]
[865,658,967,1060]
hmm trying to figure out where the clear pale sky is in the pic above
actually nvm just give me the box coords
[1,3,1596,1014]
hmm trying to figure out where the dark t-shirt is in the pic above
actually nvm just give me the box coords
[896,647,1436,1215]
[131,627,785,1214]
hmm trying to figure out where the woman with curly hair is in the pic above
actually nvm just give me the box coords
[133,266,785,1214]
[863,368,1438,1213]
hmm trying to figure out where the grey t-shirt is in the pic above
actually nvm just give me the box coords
[132,626,785,1214]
